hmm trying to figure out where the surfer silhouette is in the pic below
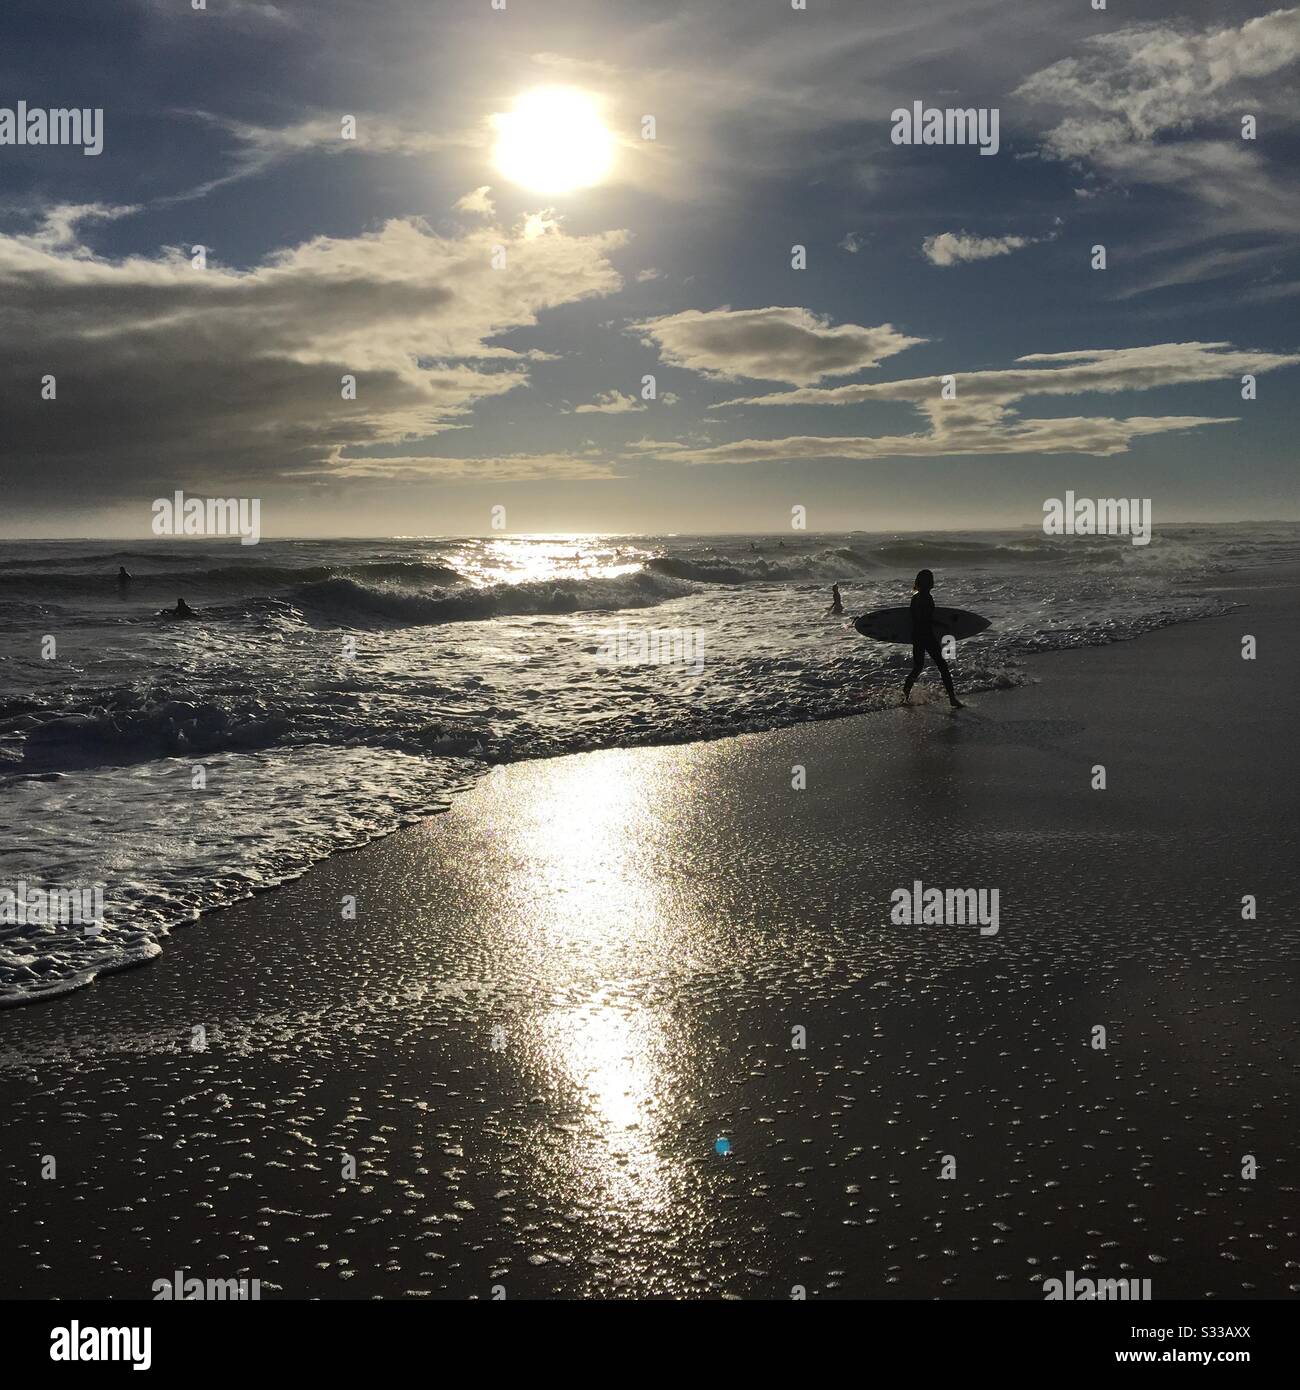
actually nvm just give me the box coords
[171,597,196,619]
[902,569,963,709]
[827,583,843,615]
[117,566,132,585]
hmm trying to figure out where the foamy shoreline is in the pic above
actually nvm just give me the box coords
[0,536,1290,1009]
[2,564,1295,1299]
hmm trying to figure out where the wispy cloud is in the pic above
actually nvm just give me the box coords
[1016,7,1300,287]
[631,306,924,386]
[653,342,1299,464]
[162,110,479,203]
[296,450,620,483]
[137,0,293,26]
[8,202,141,254]
[1018,9,1300,160]
[724,342,1299,409]
[572,390,646,414]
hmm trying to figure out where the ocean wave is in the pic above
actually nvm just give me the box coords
[3,684,494,774]
[291,570,694,627]
[645,553,859,584]
[0,548,207,571]
[0,559,465,598]
[646,547,918,583]
[0,526,1281,1009]
[643,540,1117,585]
[873,539,1063,565]
[866,533,1230,572]
[825,547,884,569]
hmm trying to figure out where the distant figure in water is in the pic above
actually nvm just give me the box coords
[903,569,963,709]
[117,566,132,584]
[827,583,843,615]
[171,597,196,619]
[749,542,758,552]
[778,540,786,549]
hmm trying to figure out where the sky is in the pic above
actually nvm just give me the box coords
[1,0,1298,537]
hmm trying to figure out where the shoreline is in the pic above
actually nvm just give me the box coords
[0,558,1264,1011]
[1,563,1298,1299]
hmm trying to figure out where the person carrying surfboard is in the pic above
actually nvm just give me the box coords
[903,570,963,709]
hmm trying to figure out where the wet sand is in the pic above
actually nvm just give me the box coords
[2,565,1298,1300]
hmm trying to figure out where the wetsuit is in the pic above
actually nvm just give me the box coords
[903,591,957,702]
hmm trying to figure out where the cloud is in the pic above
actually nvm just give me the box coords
[0,207,628,503]
[294,450,619,483]
[839,233,865,254]
[1018,9,1300,160]
[519,1,1072,196]
[651,416,1235,466]
[138,0,292,25]
[9,203,140,254]
[1015,8,1300,283]
[521,210,562,241]
[922,231,1036,267]
[573,390,645,415]
[630,306,925,386]
[166,110,478,202]
[724,342,1299,409]
[654,342,1299,464]
[198,111,469,161]
[454,186,496,217]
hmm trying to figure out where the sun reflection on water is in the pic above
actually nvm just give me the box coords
[472,536,645,586]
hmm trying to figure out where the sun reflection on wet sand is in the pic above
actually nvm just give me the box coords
[485,752,706,1222]
[537,1000,674,1215]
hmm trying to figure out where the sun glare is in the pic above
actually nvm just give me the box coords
[492,87,615,194]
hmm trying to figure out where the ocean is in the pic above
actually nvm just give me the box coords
[3,523,1296,1007]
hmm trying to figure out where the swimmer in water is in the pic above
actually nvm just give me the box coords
[117,566,132,584]
[172,597,195,618]
[827,583,843,615]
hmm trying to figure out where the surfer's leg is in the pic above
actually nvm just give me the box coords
[926,636,961,706]
[902,642,925,700]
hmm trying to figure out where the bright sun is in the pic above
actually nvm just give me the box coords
[492,88,615,194]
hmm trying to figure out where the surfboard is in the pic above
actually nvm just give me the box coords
[853,606,990,644]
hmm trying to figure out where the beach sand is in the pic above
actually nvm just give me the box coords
[3,566,1297,1300]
